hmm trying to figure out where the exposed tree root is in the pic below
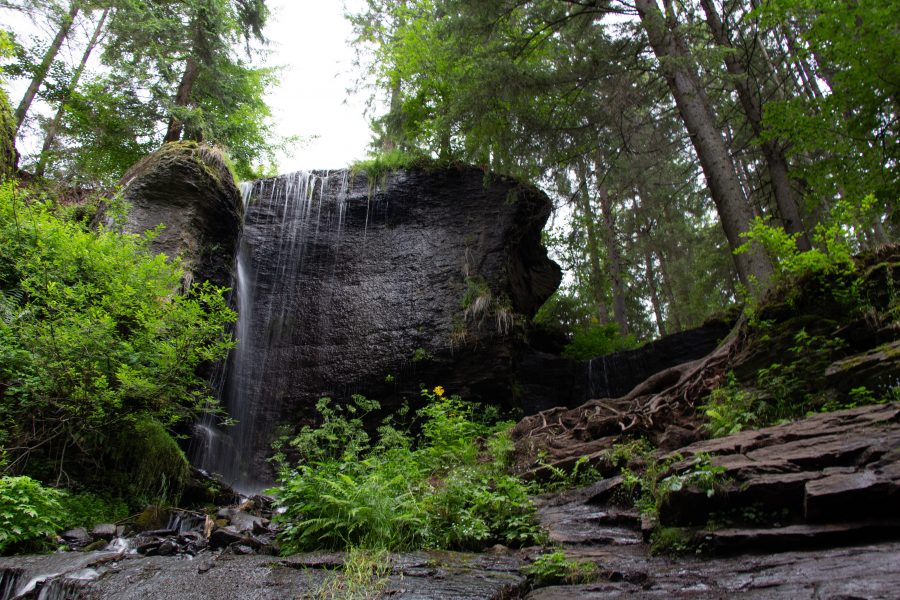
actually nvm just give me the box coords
[511,317,751,473]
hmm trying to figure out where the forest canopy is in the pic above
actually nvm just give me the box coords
[348,0,898,343]
[0,0,277,183]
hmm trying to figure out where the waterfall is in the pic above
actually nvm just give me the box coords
[194,170,350,494]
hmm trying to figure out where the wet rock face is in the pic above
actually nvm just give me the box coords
[585,318,732,400]
[202,167,560,486]
[516,318,734,415]
[121,142,242,290]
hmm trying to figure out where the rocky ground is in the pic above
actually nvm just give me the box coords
[1,403,898,599]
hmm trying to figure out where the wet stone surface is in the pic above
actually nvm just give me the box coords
[0,550,525,600]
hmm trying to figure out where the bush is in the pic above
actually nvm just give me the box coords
[562,322,637,360]
[521,550,599,587]
[0,181,235,488]
[0,475,65,554]
[57,491,129,531]
[271,388,543,553]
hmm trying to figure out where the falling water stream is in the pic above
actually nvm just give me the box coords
[193,170,350,493]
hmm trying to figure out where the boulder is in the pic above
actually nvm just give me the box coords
[208,526,245,549]
[90,524,117,542]
[120,142,242,290]
[657,403,900,529]
[60,528,91,546]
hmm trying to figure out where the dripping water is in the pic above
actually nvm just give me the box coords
[192,171,349,494]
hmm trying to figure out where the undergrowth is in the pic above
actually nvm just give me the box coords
[310,548,392,600]
[522,550,599,587]
[270,387,544,553]
[349,148,433,191]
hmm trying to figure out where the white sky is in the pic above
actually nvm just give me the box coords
[4,0,376,173]
[264,0,373,171]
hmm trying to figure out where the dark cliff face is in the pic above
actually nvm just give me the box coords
[119,153,734,491]
[121,142,242,290]
[195,166,561,489]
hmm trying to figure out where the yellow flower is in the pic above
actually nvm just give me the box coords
[433,386,445,397]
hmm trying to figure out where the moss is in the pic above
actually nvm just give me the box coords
[0,86,16,180]
[107,418,189,507]
[134,505,172,531]
[122,141,237,193]
[649,526,699,555]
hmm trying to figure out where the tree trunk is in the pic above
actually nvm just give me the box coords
[594,163,628,335]
[382,0,407,152]
[164,55,200,142]
[699,0,810,251]
[575,168,611,325]
[655,247,683,332]
[36,7,108,177]
[644,247,667,337]
[381,75,402,152]
[633,0,773,291]
[14,2,80,133]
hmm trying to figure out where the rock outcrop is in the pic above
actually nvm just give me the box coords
[657,403,900,540]
[518,403,900,598]
[121,142,242,290]
[194,166,561,489]
[511,246,900,474]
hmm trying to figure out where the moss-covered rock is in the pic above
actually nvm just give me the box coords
[0,86,17,180]
[121,142,242,290]
[105,419,190,507]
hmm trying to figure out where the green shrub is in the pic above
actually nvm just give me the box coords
[562,322,637,360]
[350,148,431,191]
[57,491,129,531]
[521,550,599,587]
[0,475,65,554]
[734,196,874,301]
[271,387,543,553]
[0,181,235,487]
[617,450,727,520]
[702,328,861,437]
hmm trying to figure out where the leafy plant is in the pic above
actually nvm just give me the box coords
[562,322,637,360]
[57,491,129,531]
[734,197,873,303]
[311,548,393,600]
[530,455,602,493]
[702,328,857,437]
[0,475,65,554]
[0,181,236,492]
[271,387,543,553]
[658,454,728,500]
[521,550,599,587]
[616,449,727,522]
[411,347,432,363]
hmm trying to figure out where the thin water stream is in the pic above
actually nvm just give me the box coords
[193,171,350,493]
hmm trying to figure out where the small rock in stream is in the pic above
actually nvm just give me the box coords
[91,523,117,541]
